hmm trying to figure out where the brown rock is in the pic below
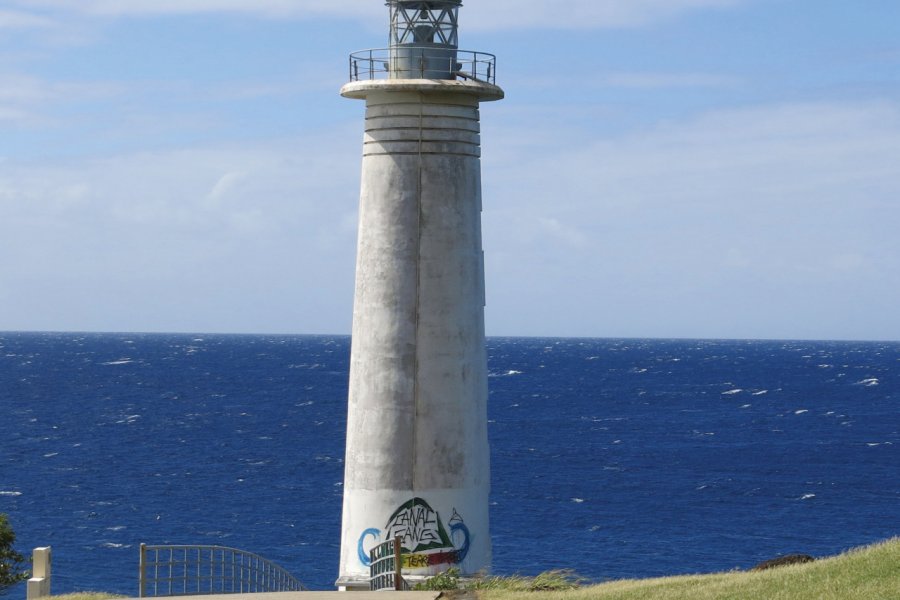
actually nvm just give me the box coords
[751,553,815,571]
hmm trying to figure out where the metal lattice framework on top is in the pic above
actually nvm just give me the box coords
[389,1,461,47]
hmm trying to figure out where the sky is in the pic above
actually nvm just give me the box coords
[1,0,899,341]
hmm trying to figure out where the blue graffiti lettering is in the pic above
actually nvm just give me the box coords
[357,528,381,566]
[450,521,470,563]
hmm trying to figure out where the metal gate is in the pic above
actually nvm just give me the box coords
[369,537,409,591]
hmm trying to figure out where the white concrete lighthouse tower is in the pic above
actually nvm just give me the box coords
[337,0,503,590]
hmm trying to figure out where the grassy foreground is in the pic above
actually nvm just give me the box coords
[475,538,899,600]
[43,538,897,599]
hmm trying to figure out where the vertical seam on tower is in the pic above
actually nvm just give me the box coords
[411,91,424,491]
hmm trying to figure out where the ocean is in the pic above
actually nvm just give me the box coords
[1,333,897,594]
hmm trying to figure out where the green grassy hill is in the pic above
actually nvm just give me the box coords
[477,538,899,600]
[47,538,898,599]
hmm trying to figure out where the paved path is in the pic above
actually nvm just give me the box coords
[125,593,442,600]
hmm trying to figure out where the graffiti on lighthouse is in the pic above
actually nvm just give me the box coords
[356,497,471,569]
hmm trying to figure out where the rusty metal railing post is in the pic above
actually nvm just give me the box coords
[393,536,402,591]
[138,543,146,598]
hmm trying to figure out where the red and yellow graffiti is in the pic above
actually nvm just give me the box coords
[401,549,461,568]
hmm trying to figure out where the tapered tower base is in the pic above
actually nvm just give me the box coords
[337,79,502,589]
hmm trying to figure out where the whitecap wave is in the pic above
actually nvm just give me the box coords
[800,493,816,500]
[794,409,809,415]
[488,370,523,377]
[0,491,22,496]
[722,388,743,395]
[857,378,879,386]
[102,359,133,366]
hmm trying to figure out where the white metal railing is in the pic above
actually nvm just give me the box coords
[349,47,497,84]
[138,544,307,597]
[369,537,409,591]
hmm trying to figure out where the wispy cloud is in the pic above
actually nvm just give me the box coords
[0,8,55,29]
[0,73,76,103]
[0,72,126,128]
[604,72,742,89]
[10,0,746,29]
[2,96,897,337]
[482,99,900,337]
[0,106,30,122]
[467,0,747,30]
[0,132,360,332]
[10,0,380,20]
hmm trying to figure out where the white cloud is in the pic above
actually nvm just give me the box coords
[0,73,61,103]
[483,99,900,338]
[604,72,742,89]
[3,97,898,338]
[205,171,248,207]
[0,72,126,128]
[466,0,746,30]
[0,8,54,29]
[0,133,361,333]
[11,0,380,20]
[0,106,30,122]
[10,0,745,29]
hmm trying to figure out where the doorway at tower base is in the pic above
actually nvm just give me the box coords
[339,488,490,582]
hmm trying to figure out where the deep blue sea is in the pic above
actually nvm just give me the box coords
[1,333,897,594]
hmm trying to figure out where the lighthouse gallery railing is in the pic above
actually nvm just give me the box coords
[138,544,307,597]
[349,48,497,84]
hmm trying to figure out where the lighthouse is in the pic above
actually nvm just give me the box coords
[336,0,503,590]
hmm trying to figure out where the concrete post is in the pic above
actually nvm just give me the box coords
[26,547,51,600]
[139,543,147,598]
[336,76,503,590]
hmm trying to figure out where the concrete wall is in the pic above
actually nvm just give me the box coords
[26,547,51,600]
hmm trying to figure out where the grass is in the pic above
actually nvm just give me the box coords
[42,538,900,600]
[473,537,900,600]
[471,570,584,592]
[418,569,583,592]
